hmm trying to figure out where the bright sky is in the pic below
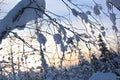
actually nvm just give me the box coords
[0,0,120,56]
[0,0,120,19]
[0,0,120,51]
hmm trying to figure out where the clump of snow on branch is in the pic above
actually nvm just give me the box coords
[106,0,112,10]
[66,37,73,44]
[71,8,79,17]
[58,25,67,41]
[75,35,80,42]
[0,0,46,43]
[79,12,89,23]
[109,13,116,25]
[36,32,47,46]
[60,43,67,52]
[112,25,118,32]
[53,34,62,44]
[93,4,101,15]
[71,9,89,23]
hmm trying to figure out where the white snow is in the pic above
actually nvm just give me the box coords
[89,72,118,80]
[0,0,45,43]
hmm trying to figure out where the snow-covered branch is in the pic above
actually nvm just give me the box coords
[0,0,45,43]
